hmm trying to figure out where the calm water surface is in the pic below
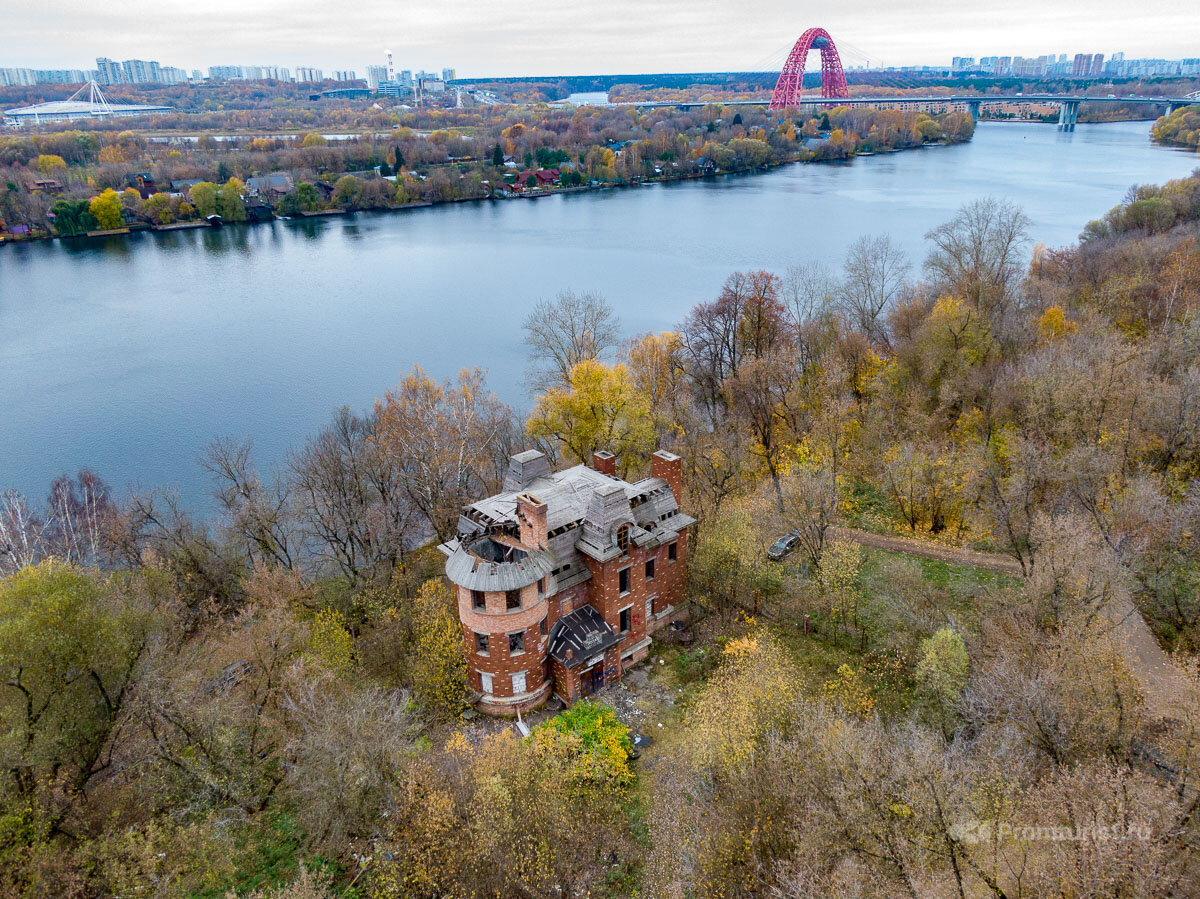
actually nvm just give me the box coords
[2,121,1197,508]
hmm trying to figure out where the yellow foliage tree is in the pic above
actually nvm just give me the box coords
[526,359,656,470]
[822,663,877,717]
[308,607,356,674]
[97,145,127,164]
[408,578,469,718]
[624,330,684,440]
[684,628,803,773]
[1037,304,1078,341]
[817,538,864,630]
[35,154,66,174]
[88,188,123,230]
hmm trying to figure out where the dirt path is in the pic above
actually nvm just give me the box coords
[829,526,1023,576]
[831,526,1195,721]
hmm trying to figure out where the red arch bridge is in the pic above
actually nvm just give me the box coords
[617,27,1194,132]
[769,27,849,108]
[614,25,1195,131]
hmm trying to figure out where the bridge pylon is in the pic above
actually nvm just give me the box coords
[1057,100,1079,131]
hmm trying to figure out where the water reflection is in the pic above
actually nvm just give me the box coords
[2,122,1196,510]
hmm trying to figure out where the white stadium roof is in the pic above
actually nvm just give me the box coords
[3,81,171,124]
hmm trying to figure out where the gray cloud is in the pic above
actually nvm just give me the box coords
[2,0,1196,77]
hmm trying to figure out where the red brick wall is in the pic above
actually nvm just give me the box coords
[581,547,649,659]
[652,450,683,501]
[516,493,548,549]
[458,581,549,698]
[551,657,578,702]
[593,450,617,476]
[651,529,689,617]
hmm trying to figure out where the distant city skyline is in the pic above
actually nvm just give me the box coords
[3,49,1196,91]
[0,1,1196,79]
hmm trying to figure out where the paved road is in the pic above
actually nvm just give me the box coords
[832,526,1195,721]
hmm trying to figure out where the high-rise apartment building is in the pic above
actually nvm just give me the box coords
[366,65,387,89]
[95,57,125,85]
[121,60,162,84]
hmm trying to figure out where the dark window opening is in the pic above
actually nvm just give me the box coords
[619,567,630,595]
[472,589,486,610]
[475,632,489,653]
[539,617,548,636]
[645,559,655,581]
[506,589,521,610]
[538,577,546,599]
[509,631,525,654]
[668,541,677,562]
[619,607,631,633]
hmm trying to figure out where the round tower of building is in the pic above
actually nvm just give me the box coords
[445,493,554,715]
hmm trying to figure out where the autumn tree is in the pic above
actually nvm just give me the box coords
[289,406,418,587]
[88,188,123,230]
[188,181,218,217]
[837,233,911,347]
[282,666,421,852]
[218,178,247,222]
[35,154,66,174]
[522,289,621,391]
[0,562,154,806]
[406,578,469,718]
[776,465,838,569]
[204,439,298,572]
[374,366,512,542]
[688,496,780,620]
[915,626,968,734]
[622,330,685,443]
[924,196,1031,322]
[526,360,655,472]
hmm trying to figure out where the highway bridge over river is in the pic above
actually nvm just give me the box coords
[621,93,1198,132]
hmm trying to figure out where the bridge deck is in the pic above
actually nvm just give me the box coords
[622,95,1190,109]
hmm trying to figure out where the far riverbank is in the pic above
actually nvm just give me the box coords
[0,132,967,247]
[2,121,1195,510]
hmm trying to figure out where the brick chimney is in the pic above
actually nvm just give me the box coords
[516,492,548,550]
[651,450,683,501]
[592,449,617,476]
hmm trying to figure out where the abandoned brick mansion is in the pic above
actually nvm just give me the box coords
[439,449,693,715]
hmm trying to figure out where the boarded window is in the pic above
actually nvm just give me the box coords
[512,671,526,694]
[481,672,493,694]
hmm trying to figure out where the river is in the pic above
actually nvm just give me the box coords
[1,121,1197,509]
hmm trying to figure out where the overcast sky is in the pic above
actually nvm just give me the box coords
[3,1,1196,78]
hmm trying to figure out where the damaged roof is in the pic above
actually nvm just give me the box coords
[548,604,623,668]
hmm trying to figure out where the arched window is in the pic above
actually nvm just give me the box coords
[616,524,631,554]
